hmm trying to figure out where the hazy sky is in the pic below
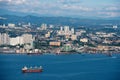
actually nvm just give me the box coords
[0,0,119,17]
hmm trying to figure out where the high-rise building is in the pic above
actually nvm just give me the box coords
[19,34,34,49]
[64,26,69,34]
[0,34,1,44]
[10,36,23,46]
[41,23,47,30]
[22,34,33,44]
[71,28,74,34]
[3,24,5,27]
[60,26,63,31]
[8,23,15,27]
[113,25,117,29]
[28,22,31,27]
[58,26,74,35]
[0,33,10,45]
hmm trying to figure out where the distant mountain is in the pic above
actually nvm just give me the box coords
[0,9,67,17]
[0,15,120,27]
[1,9,120,20]
[0,9,45,17]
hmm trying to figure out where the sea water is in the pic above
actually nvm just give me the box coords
[0,53,120,80]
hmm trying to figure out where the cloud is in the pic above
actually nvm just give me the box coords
[0,0,26,5]
[58,0,82,4]
[0,0,119,18]
[105,7,118,11]
[97,11,120,17]
[60,4,93,12]
[0,0,26,10]
[0,16,7,19]
[97,6,120,17]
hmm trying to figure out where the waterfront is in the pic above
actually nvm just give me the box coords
[0,53,120,80]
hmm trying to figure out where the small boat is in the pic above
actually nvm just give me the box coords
[22,66,43,73]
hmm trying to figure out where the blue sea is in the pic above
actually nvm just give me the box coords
[0,53,120,80]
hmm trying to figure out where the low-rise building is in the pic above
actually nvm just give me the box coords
[45,32,50,38]
[49,41,61,46]
[80,38,88,43]
[71,35,77,40]
[97,45,109,51]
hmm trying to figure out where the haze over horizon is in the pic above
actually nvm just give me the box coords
[0,0,120,18]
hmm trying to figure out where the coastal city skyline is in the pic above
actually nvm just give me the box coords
[0,0,120,18]
[0,22,119,54]
[0,0,120,54]
[0,1,120,80]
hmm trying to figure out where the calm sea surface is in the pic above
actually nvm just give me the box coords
[0,53,120,80]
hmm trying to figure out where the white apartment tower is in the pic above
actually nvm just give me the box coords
[64,26,70,34]
[8,23,15,27]
[0,33,10,45]
[58,26,75,35]
[22,34,33,44]
[60,26,63,31]
[71,28,74,34]
[10,36,23,46]
[41,23,47,30]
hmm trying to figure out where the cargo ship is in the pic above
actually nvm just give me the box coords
[22,66,43,73]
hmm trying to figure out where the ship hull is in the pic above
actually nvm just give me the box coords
[22,69,43,73]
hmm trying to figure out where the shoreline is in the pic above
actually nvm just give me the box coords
[0,52,120,55]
